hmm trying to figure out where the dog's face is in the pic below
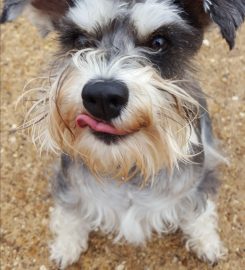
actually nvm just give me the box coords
[47,0,203,181]
[1,0,244,181]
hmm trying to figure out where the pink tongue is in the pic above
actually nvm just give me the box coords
[76,114,127,135]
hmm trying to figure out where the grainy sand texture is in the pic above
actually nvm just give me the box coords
[1,13,245,270]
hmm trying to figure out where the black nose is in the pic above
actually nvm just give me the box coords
[82,80,129,121]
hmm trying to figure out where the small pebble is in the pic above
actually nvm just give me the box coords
[115,265,125,270]
[41,218,48,226]
[9,136,16,143]
[203,39,210,46]
[13,260,19,267]
[115,262,126,270]
[40,265,47,270]
[232,95,239,101]
[232,214,238,224]
[172,256,179,263]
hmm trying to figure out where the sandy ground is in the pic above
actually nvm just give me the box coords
[1,15,245,270]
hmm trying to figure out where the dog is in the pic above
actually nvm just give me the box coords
[1,0,245,269]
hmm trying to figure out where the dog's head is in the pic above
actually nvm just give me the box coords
[1,0,244,181]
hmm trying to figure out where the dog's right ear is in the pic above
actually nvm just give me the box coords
[0,0,74,36]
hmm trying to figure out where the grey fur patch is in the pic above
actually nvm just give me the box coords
[198,96,220,196]
[53,164,70,197]
[189,143,204,164]
[52,154,80,207]
[61,153,72,177]
[198,169,220,196]
[198,93,214,146]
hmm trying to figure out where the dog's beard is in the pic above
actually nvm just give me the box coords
[21,49,199,183]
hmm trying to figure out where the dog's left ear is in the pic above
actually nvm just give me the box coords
[179,0,245,49]
[0,0,73,36]
[204,0,245,49]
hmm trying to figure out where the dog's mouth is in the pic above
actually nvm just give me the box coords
[76,114,130,143]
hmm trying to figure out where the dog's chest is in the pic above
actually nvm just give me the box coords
[75,171,184,243]
[80,173,157,211]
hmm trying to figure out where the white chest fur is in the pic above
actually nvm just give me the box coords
[67,166,198,244]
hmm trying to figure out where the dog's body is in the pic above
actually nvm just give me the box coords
[1,0,245,269]
[51,122,222,268]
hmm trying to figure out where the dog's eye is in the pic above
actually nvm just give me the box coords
[150,35,168,51]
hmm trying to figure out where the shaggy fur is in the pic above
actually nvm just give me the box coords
[1,0,244,269]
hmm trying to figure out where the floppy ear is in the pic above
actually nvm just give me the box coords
[179,0,245,49]
[204,0,245,49]
[0,0,74,35]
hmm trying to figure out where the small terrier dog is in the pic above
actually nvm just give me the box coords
[1,0,245,269]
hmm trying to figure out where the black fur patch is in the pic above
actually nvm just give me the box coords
[92,131,127,145]
[55,19,103,50]
[138,23,203,78]
[204,0,245,49]
[175,0,245,49]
